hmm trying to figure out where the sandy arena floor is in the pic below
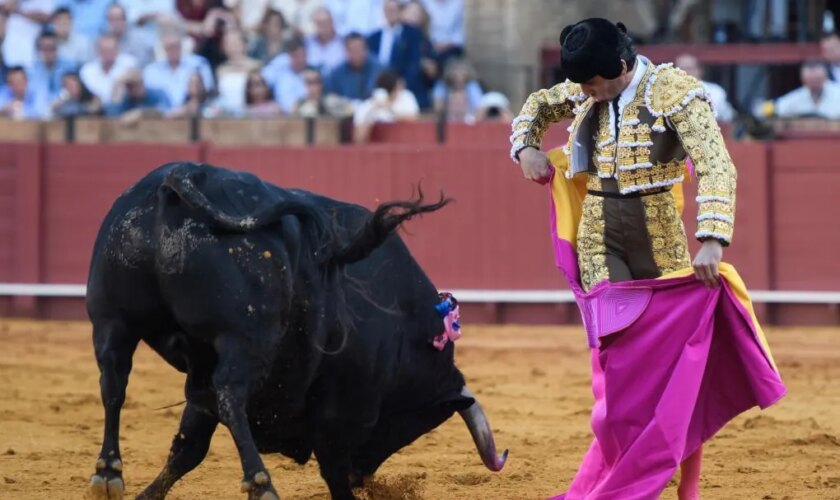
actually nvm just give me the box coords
[0,319,838,499]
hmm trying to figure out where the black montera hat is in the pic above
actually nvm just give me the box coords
[560,18,636,83]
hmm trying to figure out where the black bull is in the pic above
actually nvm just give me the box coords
[86,163,507,500]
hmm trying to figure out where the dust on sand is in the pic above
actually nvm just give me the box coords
[0,319,838,499]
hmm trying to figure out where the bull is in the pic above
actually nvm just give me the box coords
[86,162,507,500]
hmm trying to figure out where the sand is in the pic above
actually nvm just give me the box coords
[0,319,838,500]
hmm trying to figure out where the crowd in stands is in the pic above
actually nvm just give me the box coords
[0,0,514,140]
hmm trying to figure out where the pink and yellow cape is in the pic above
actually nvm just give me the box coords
[544,149,786,500]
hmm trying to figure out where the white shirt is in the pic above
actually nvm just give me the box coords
[775,83,840,120]
[305,34,346,74]
[569,56,648,176]
[118,0,176,48]
[378,24,401,66]
[80,54,139,104]
[325,0,384,36]
[353,88,419,125]
[702,80,735,123]
[420,0,464,46]
[2,0,55,67]
[270,0,323,36]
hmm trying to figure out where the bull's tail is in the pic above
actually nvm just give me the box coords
[329,188,451,267]
[162,164,330,235]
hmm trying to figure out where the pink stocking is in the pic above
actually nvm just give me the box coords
[678,445,703,500]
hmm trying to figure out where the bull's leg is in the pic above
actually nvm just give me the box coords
[89,321,140,500]
[135,403,218,500]
[212,338,278,500]
[314,432,357,500]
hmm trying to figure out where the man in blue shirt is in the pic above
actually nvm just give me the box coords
[28,31,78,115]
[0,66,46,119]
[55,0,113,43]
[105,68,170,116]
[143,33,214,107]
[325,33,381,103]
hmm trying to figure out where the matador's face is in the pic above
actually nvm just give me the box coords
[579,60,630,103]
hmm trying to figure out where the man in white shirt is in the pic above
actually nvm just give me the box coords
[80,34,139,105]
[1,0,54,67]
[353,69,419,142]
[324,0,384,36]
[675,53,735,123]
[305,7,345,74]
[775,60,840,120]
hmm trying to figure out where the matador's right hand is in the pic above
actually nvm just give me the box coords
[518,147,553,185]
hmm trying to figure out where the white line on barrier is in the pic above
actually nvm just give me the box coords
[2,283,840,304]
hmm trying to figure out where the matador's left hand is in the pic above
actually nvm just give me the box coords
[693,239,723,288]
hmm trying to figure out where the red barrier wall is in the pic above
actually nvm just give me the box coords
[1,132,839,324]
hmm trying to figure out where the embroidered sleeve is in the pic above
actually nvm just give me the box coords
[509,81,582,163]
[670,97,737,246]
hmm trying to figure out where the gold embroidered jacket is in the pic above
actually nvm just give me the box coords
[509,61,737,245]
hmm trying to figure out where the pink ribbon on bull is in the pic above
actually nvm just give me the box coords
[433,292,461,351]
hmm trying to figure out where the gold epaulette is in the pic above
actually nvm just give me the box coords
[644,64,709,132]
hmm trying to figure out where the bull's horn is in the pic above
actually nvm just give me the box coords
[457,386,508,472]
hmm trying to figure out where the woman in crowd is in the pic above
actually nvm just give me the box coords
[51,72,103,118]
[249,10,292,64]
[244,68,282,117]
[216,29,262,114]
[432,58,483,122]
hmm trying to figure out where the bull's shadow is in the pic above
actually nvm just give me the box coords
[86,162,507,500]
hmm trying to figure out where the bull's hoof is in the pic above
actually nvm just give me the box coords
[241,471,279,500]
[89,458,125,500]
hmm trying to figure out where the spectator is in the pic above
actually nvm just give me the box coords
[165,71,212,117]
[401,1,440,94]
[118,0,178,51]
[80,34,139,105]
[55,0,112,43]
[0,10,8,85]
[475,91,513,123]
[745,0,787,42]
[52,7,94,65]
[51,71,102,117]
[420,0,463,64]
[324,32,380,103]
[305,7,344,74]
[105,67,170,116]
[352,69,419,142]
[821,31,840,82]
[105,4,154,67]
[775,60,840,119]
[0,66,44,119]
[261,36,309,113]
[368,0,428,109]
[432,58,482,122]
[248,9,290,63]
[324,0,383,37]
[143,32,215,108]
[675,53,735,123]
[272,0,323,37]
[294,67,351,117]
[243,68,281,116]
[177,0,238,69]
[29,31,78,115]
[215,29,260,113]
[224,0,270,38]
[1,0,53,67]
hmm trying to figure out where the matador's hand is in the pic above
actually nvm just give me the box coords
[693,239,723,288]
[518,147,553,185]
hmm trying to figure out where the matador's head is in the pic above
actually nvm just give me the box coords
[559,18,638,102]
